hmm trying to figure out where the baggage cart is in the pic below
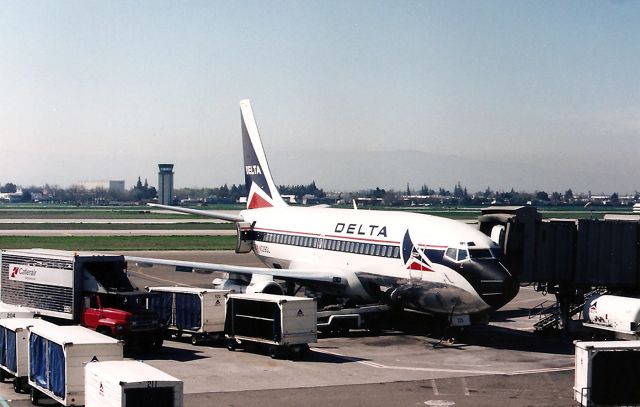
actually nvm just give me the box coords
[225,293,316,359]
[0,303,34,319]
[85,360,183,407]
[574,340,640,406]
[0,318,57,393]
[28,325,123,406]
[147,286,228,345]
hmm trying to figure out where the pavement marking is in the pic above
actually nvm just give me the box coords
[431,379,439,396]
[508,366,574,375]
[312,348,501,375]
[0,396,10,407]
[128,270,195,287]
[461,377,470,396]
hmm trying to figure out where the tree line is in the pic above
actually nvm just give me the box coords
[1,179,638,207]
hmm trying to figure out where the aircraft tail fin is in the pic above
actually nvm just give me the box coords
[240,99,287,209]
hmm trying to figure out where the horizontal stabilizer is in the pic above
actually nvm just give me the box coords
[148,203,244,223]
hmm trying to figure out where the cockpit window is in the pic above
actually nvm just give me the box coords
[444,247,471,262]
[469,248,493,259]
[445,248,457,261]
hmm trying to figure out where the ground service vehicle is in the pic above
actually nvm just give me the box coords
[85,360,183,407]
[0,249,164,348]
[582,294,640,340]
[147,286,228,345]
[0,317,57,393]
[28,324,123,406]
[0,303,34,319]
[574,340,640,407]
[225,293,317,359]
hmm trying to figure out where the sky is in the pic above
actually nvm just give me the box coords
[0,1,638,194]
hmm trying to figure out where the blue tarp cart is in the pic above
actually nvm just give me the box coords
[0,318,57,394]
[147,287,228,345]
[28,325,122,406]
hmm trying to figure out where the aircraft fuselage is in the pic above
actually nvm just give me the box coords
[241,206,519,319]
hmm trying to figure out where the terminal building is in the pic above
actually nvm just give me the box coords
[79,180,125,193]
[158,164,174,205]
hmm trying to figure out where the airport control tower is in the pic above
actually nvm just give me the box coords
[158,164,174,205]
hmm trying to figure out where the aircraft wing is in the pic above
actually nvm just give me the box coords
[148,203,244,223]
[125,256,348,287]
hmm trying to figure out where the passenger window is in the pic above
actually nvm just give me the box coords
[392,247,400,258]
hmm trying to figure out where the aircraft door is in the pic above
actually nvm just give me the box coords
[236,222,256,253]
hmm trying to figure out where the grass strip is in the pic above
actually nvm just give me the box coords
[0,223,235,230]
[0,235,236,251]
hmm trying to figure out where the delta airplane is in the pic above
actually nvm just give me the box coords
[127,100,519,325]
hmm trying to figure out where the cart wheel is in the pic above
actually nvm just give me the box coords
[0,369,7,382]
[191,335,199,346]
[290,344,310,360]
[226,338,237,351]
[268,345,280,359]
[13,377,22,393]
[30,387,40,406]
[151,338,164,350]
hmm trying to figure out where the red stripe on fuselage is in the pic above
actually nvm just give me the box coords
[254,227,321,237]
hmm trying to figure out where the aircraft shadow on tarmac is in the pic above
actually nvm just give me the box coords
[357,310,576,356]
[127,344,210,362]
[490,307,536,322]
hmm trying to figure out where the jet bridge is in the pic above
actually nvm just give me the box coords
[478,207,640,333]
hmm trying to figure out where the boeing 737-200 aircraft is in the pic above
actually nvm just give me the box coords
[127,100,519,325]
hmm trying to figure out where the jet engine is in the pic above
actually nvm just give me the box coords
[212,274,283,295]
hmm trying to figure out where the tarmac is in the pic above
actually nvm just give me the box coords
[0,250,577,406]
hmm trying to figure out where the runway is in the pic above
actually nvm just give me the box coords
[0,250,576,406]
[0,229,236,236]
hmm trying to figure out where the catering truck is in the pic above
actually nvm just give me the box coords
[0,249,164,348]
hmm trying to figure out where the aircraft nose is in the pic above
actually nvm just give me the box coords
[472,260,519,309]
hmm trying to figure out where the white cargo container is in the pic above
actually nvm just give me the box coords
[28,325,123,406]
[225,293,317,358]
[0,303,34,319]
[147,286,228,344]
[85,360,183,407]
[583,294,640,339]
[574,340,640,406]
[0,318,57,393]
